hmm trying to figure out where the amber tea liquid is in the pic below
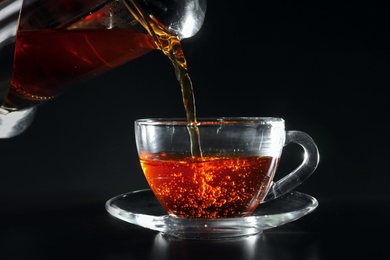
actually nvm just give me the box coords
[141,154,278,218]
[3,29,156,110]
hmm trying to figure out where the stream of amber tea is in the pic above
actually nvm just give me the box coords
[124,0,202,157]
[153,34,202,157]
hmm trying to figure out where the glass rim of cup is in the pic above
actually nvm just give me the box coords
[135,117,285,126]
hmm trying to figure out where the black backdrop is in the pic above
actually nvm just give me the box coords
[1,0,389,214]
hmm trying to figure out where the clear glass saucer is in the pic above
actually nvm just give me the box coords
[105,189,318,240]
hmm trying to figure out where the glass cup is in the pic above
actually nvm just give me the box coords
[134,117,319,219]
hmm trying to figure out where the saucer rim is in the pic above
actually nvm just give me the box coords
[105,189,318,239]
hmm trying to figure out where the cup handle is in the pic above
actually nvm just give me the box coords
[263,130,320,202]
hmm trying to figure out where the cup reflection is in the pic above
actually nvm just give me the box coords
[150,232,264,260]
[149,226,320,260]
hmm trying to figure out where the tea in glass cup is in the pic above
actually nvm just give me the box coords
[134,117,319,219]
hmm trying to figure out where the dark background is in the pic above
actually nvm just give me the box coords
[1,1,389,259]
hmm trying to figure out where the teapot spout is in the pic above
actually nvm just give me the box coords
[123,0,207,39]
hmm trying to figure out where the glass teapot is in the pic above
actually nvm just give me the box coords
[0,0,207,138]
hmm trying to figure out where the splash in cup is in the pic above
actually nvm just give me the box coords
[134,117,319,219]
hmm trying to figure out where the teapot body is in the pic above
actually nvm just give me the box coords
[0,0,207,138]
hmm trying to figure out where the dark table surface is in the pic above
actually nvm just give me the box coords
[1,1,389,259]
[1,194,388,260]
